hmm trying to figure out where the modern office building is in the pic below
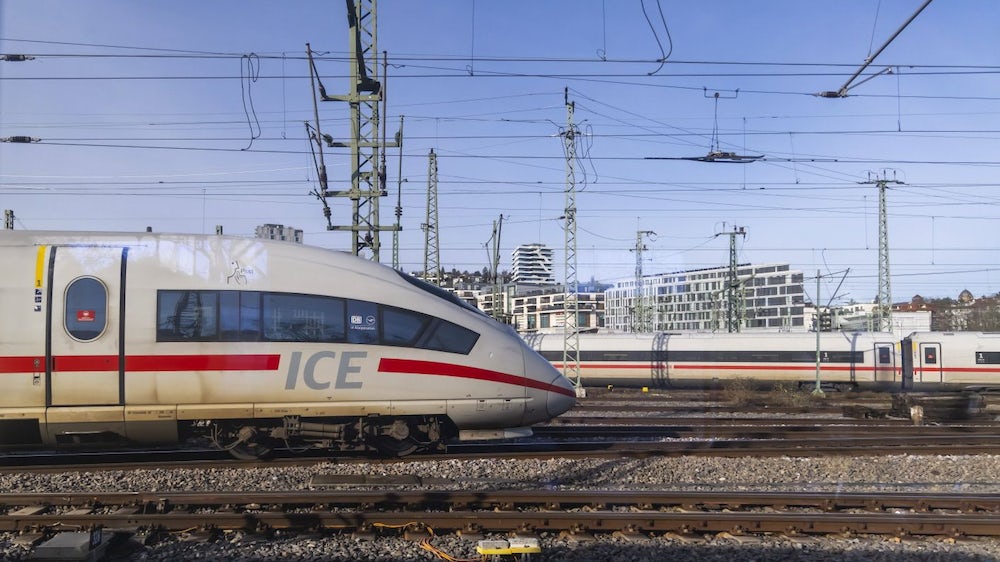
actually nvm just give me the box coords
[604,263,806,332]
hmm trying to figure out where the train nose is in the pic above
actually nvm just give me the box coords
[546,371,577,418]
[518,338,576,422]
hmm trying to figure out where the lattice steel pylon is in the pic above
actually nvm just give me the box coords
[717,225,746,333]
[561,88,581,393]
[632,230,656,332]
[863,171,903,332]
[315,0,398,261]
[422,149,440,285]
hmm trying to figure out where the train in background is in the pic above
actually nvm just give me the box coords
[525,331,1000,392]
[0,231,576,458]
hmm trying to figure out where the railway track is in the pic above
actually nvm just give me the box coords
[536,418,1000,439]
[4,489,1000,542]
[5,434,1000,473]
[3,397,999,558]
[5,418,1000,471]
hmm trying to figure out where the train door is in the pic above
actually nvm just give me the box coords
[45,245,127,440]
[872,340,897,385]
[917,341,943,384]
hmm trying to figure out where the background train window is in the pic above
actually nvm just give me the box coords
[419,321,480,354]
[381,306,430,346]
[157,290,218,341]
[924,347,937,364]
[347,300,379,344]
[64,277,107,341]
[263,293,345,342]
[878,346,891,364]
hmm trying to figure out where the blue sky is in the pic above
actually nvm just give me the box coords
[3,1,1000,305]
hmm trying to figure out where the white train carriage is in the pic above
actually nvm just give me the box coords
[0,231,576,457]
[527,331,902,390]
[902,332,1000,390]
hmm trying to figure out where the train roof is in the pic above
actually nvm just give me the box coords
[0,229,361,263]
[0,229,485,316]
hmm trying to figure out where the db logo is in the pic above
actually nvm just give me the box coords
[350,315,376,326]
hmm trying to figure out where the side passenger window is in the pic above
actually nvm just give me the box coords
[157,290,219,341]
[65,277,107,341]
[382,306,429,346]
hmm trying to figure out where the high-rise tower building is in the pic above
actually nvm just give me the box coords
[511,243,555,286]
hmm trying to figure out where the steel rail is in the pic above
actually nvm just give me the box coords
[2,490,1000,537]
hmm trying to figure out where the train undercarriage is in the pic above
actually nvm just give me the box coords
[200,414,456,459]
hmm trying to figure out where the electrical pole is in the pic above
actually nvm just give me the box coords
[814,270,824,397]
[421,149,440,286]
[862,170,903,332]
[391,116,404,270]
[310,1,399,261]
[487,215,504,322]
[812,267,849,396]
[631,229,656,332]
[716,225,746,333]
[561,88,582,395]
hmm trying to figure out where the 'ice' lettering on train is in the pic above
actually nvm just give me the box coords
[285,350,366,390]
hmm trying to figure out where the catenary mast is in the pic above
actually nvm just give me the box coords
[863,171,902,332]
[422,149,440,285]
[311,0,399,261]
[561,88,582,394]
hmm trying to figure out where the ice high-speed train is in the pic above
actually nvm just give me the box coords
[526,331,1000,391]
[0,231,576,458]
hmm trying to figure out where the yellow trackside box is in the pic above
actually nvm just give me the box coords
[476,538,542,555]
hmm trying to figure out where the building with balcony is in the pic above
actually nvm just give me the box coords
[508,287,605,333]
[254,223,303,244]
[511,243,555,286]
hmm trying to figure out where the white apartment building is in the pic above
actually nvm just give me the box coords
[605,263,806,332]
[511,243,555,286]
[254,223,304,244]
[509,288,605,333]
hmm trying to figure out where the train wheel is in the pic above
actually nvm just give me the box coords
[368,419,421,457]
[224,426,275,460]
[372,435,420,457]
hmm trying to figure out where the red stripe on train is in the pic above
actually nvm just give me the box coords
[126,354,280,371]
[551,362,904,374]
[0,357,45,373]
[378,358,577,397]
[0,355,281,373]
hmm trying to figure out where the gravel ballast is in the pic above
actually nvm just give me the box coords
[2,454,1000,560]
